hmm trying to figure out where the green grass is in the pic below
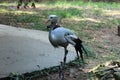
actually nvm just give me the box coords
[0,1,120,80]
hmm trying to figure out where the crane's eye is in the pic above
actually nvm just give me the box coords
[67,33,70,35]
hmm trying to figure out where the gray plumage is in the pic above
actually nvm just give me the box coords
[49,27,77,48]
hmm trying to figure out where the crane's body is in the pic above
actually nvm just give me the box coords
[49,27,77,48]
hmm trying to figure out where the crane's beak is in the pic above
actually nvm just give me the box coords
[45,20,50,24]
[45,20,51,30]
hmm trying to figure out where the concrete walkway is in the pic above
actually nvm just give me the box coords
[0,24,76,78]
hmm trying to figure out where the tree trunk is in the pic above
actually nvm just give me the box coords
[118,25,120,36]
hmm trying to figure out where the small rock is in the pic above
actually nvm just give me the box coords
[69,68,75,78]
[30,23,35,26]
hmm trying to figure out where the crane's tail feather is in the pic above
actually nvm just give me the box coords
[81,44,88,56]
[74,38,88,62]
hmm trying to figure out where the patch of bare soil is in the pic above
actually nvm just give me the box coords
[92,27,120,55]
[36,68,89,80]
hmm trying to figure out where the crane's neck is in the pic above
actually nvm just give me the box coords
[49,22,60,31]
[51,21,56,25]
[49,23,60,38]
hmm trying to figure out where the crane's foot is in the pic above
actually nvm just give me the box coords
[59,62,65,80]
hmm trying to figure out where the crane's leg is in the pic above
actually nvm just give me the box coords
[63,47,68,64]
[59,62,65,80]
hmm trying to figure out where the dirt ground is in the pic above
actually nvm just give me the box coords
[36,68,89,80]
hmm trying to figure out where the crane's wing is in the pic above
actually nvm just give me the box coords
[64,30,78,46]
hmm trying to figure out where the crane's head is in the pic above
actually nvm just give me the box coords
[46,15,60,30]
[46,15,59,25]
